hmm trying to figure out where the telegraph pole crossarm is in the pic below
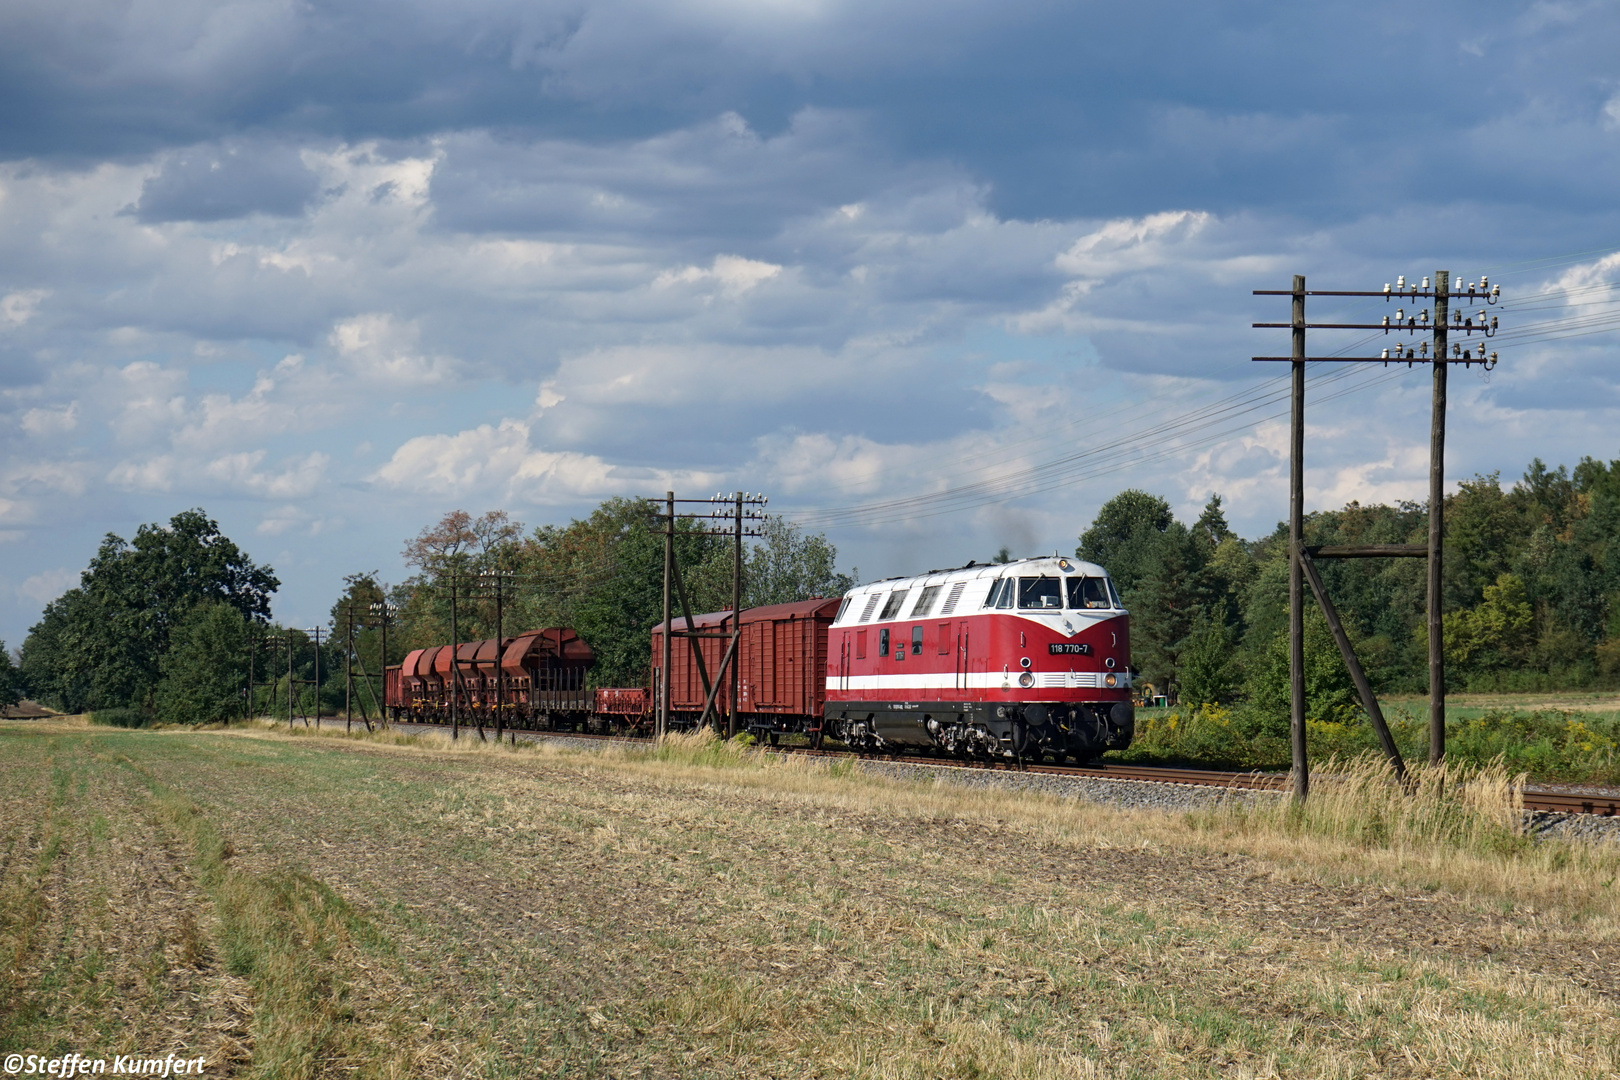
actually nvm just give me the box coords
[1307,544,1428,559]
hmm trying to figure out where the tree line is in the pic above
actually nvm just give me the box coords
[15,451,1620,725]
[15,500,854,721]
[1093,454,1620,730]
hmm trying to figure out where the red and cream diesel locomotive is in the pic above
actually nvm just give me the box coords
[822,555,1135,762]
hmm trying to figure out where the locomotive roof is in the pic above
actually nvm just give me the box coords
[842,555,1110,596]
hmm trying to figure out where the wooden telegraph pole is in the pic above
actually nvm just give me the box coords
[1255,270,1501,791]
[1428,271,1450,764]
[1289,276,1308,800]
[661,492,674,740]
[369,599,396,729]
[307,626,323,728]
[344,604,354,733]
[730,491,743,740]
[449,577,460,741]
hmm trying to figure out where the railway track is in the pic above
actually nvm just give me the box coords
[304,717,1619,817]
[782,750,1618,815]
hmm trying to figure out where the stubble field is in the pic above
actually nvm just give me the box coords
[2,717,1619,1079]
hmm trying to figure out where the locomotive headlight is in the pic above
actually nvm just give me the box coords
[1018,672,1034,688]
[1104,673,1118,688]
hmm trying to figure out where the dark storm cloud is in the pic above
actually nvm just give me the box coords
[4,0,1620,650]
[131,143,319,222]
[7,0,1617,225]
[425,111,905,243]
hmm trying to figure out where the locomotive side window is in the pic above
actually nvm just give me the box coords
[1067,576,1112,610]
[911,584,943,618]
[911,625,924,655]
[985,578,1014,609]
[878,589,909,621]
[878,628,890,657]
[835,596,851,623]
[1018,576,1062,609]
[1105,578,1123,608]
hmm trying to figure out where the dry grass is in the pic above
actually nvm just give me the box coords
[4,717,1620,1078]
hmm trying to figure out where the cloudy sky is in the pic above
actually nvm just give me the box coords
[4,0,1620,643]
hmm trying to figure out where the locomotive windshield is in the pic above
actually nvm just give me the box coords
[1067,576,1113,609]
[1017,576,1063,609]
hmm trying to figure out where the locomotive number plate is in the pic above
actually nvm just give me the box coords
[1048,643,1091,655]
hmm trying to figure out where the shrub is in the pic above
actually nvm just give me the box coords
[89,707,148,728]
[1177,616,1241,707]
[1119,704,1290,770]
[1244,610,1360,739]
[1446,708,1620,785]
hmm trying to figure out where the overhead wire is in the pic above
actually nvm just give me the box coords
[787,366,1406,530]
[789,263,1620,519]
[784,253,1620,532]
[780,316,1414,529]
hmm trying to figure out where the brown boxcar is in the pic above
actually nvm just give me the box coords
[651,598,841,737]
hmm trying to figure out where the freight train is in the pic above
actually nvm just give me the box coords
[384,555,1134,762]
